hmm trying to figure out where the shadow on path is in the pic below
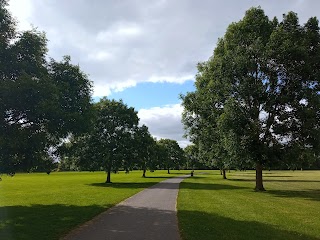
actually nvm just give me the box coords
[63,206,179,240]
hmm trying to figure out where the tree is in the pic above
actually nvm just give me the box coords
[181,7,320,191]
[157,139,185,174]
[184,145,197,170]
[0,1,93,173]
[134,125,158,177]
[84,98,139,183]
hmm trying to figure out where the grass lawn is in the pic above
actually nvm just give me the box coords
[178,170,320,240]
[0,170,188,240]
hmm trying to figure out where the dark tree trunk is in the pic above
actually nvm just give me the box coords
[142,168,146,178]
[222,169,227,179]
[220,169,223,175]
[167,168,170,174]
[106,168,111,183]
[255,163,265,191]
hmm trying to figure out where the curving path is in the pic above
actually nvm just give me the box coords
[62,175,189,240]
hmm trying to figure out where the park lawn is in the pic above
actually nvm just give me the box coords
[0,170,188,240]
[178,170,320,240]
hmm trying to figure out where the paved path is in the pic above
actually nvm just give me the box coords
[63,175,189,240]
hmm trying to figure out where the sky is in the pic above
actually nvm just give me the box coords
[8,0,320,147]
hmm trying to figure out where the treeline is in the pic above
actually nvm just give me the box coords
[58,98,188,183]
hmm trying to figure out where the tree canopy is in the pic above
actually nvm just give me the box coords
[0,0,93,173]
[77,98,139,183]
[181,7,320,191]
[157,139,185,174]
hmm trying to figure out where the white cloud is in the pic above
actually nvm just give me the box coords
[88,51,113,61]
[8,0,33,30]
[138,104,190,148]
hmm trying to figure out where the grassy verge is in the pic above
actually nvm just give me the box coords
[178,170,320,240]
[0,170,188,240]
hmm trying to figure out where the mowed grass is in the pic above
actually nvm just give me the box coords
[178,170,320,240]
[0,170,188,240]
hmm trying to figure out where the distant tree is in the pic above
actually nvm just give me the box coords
[181,7,320,191]
[84,98,139,183]
[0,1,93,173]
[133,125,158,177]
[157,139,185,174]
[184,145,198,170]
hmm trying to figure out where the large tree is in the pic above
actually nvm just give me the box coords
[0,1,92,173]
[182,7,320,191]
[84,98,139,183]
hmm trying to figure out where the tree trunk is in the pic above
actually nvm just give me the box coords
[106,168,111,183]
[167,168,170,174]
[220,169,223,175]
[255,163,265,191]
[222,169,227,179]
[142,168,146,178]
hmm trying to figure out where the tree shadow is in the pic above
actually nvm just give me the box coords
[229,178,320,183]
[263,175,294,178]
[1,204,318,240]
[180,182,250,191]
[0,204,109,240]
[88,182,159,189]
[143,176,170,179]
[89,180,248,191]
[267,189,320,202]
[178,210,319,240]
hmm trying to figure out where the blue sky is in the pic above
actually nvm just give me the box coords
[105,81,195,110]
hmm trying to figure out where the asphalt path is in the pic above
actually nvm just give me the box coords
[62,175,190,240]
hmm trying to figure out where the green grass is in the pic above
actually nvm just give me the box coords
[0,170,188,240]
[178,170,320,240]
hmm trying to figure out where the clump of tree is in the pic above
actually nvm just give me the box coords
[157,139,185,174]
[72,98,139,183]
[182,7,320,191]
[133,125,159,177]
[0,0,93,174]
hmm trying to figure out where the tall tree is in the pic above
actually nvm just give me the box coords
[85,98,139,183]
[182,7,320,191]
[134,125,157,177]
[0,1,93,173]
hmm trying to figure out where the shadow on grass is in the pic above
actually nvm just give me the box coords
[89,182,159,189]
[267,189,320,202]
[178,210,319,240]
[1,204,318,240]
[0,204,110,240]
[229,179,320,183]
[232,174,294,178]
[89,180,248,191]
[180,182,250,190]
[143,176,170,179]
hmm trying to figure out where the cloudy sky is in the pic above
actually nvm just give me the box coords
[8,0,320,147]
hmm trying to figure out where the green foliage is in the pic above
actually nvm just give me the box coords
[133,125,158,177]
[0,1,93,173]
[157,139,185,173]
[74,99,139,182]
[178,170,320,240]
[181,7,320,190]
